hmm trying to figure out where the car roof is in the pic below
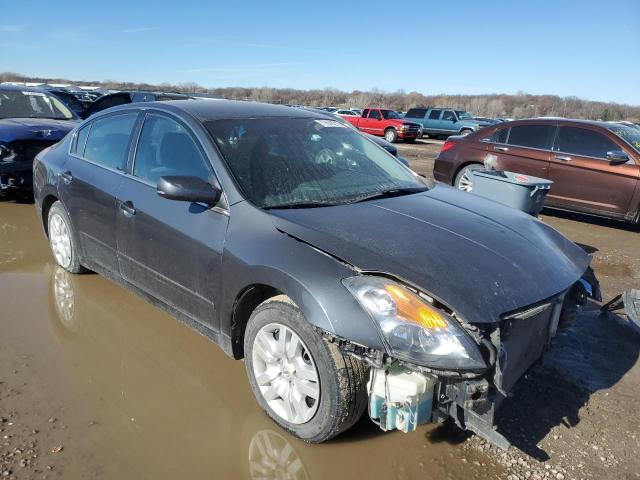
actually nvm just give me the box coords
[0,84,50,94]
[500,118,623,129]
[139,99,327,121]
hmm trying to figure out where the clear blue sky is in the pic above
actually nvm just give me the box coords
[1,0,638,105]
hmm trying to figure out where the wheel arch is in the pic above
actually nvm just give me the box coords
[229,283,283,359]
[41,193,60,237]
[453,161,484,186]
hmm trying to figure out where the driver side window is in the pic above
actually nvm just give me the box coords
[133,114,212,185]
[442,110,455,121]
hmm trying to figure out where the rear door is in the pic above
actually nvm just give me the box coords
[547,125,638,216]
[116,111,229,328]
[60,111,139,273]
[488,124,554,178]
[425,109,442,134]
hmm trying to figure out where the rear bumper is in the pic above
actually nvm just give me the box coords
[432,156,454,183]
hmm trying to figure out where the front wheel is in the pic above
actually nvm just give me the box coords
[454,164,483,192]
[244,296,368,443]
[459,129,474,136]
[384,128,398,143]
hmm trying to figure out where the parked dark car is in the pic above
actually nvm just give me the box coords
[433,118,640,224]
[34,100,596,448]
[0,85,79,194]
[80,90,192,119]
[46,88,88,118]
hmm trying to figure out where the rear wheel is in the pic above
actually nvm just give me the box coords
[454,164,483,192]
[384,128,398,143]
[244,296,368,443]
[460,129,474,136]
[47,201,86,274]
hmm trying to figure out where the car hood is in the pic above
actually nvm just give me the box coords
[268,185,590,324]
[0,118,78,143]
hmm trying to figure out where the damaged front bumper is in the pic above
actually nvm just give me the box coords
[345,273,601,450]
[0,140,57,192]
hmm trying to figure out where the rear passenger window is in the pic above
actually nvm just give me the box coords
[406,108,427,118]
[133,114,212,185]
[486,128,508,143]
[428,109,442,120]
[73,124,90,156]
[553,127,620,159]
[368,110,381,119]
[507,125,554,150]
[83,113,137,170]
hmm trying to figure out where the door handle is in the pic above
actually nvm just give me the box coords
[493,146,509,152]
[555,155,572,162]
[59,171,73,184]
[120,201,136,217]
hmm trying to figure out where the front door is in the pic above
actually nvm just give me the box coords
[547,125,638,216]
[59,112,139,273]
[116,112,229,328]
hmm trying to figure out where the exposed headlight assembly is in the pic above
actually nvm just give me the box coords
[343,276,486,370]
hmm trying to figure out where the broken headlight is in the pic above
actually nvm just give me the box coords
[343,276,485,370]
[0,144,16,163]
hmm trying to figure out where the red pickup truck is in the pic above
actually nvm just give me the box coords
[343,108,422,143]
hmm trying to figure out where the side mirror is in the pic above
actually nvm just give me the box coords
[606,150,629,165]
[157,176,222,205]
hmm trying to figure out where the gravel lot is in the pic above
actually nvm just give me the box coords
[0,139,638,479]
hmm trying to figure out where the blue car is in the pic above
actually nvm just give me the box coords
[0,85,79,195]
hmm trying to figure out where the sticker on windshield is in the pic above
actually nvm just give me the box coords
[315,119,346,128]
[21,91,46,96]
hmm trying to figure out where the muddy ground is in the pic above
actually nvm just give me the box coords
[1,140,639,479]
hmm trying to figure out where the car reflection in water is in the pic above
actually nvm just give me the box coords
[49,266,307,480]
[47,266,478,479]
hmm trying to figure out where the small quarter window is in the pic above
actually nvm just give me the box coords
[73,124,91,156]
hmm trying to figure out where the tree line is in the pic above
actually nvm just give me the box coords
[2,72,638,121]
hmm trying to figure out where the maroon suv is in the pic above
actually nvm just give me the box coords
[433,119,640,223]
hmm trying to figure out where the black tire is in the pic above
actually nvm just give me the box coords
[454,164,483,192]
[47,201,87,274]
[558,297,578,330]
[459,129,474,136]
[244,296,368,443]
[384,128,398,143]
[404,138,416,144]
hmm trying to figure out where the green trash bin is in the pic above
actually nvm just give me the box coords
[470,170,553,216]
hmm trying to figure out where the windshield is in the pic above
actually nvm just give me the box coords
[608,125,640,153]
[381,110,402,119]
[206,117,426,208]
[0,90,75,120]
[456,111,472,120]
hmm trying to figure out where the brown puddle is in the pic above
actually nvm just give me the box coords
[0,202,501,479]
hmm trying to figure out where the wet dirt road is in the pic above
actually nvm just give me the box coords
[0,202,503,479]
[1,149,639,479]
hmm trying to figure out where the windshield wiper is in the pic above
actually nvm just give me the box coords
[264,199,344,210]
[343,187,426,204]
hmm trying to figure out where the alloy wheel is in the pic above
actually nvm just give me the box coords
[251,322,320,424]
[49,213,72,268]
